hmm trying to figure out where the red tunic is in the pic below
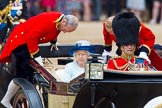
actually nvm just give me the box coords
[107,57,149,71]
[0,12,63,62]
[103,22,116,47]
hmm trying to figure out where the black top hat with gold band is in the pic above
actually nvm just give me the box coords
[112,12,140,46]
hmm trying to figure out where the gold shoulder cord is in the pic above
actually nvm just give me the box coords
[0,2,12,23]
[112,59,129,71]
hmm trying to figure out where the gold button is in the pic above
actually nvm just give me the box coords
[43,37,46,39]
[11,40,13,42]
[15,35,17,38]
[21,32,24,34]
[40,38,42,40]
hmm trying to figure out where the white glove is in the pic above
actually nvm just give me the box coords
[16,10,22,16]
[102,50,111,63]
[139,52,151,63]
[34,56,44,66]
[50,43,59,51]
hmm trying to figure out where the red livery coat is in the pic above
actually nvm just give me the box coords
[0,12,63,62]
[103,23,155,51]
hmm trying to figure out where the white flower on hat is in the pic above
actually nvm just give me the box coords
[75,40,91,47]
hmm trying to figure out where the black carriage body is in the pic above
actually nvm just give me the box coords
[19,45,162,108]
[73,71,162,108]
[1,44,162,108]
[39,44,104,58]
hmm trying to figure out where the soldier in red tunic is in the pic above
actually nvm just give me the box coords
[107,12,150,71]
[102,12,162,70]
[0,12,79,108]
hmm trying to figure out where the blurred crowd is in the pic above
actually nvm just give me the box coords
[27,0,162,24]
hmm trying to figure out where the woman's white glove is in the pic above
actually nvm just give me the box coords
[102,50,111,63]
[139,52,151,63]
[34,56,44,66]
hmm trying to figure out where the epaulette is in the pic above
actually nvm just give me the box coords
[54,14,65,29]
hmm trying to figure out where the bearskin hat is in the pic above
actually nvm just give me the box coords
[112,12,140,46]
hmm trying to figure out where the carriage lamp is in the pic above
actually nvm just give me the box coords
[85,54,104,80]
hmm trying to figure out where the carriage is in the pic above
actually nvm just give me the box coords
[1,44,162,108]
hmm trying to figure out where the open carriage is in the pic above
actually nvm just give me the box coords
[1,44,162,108]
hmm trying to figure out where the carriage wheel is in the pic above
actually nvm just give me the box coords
[94,97,115,108]
[12,90,30,108]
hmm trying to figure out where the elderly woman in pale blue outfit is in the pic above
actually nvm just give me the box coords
[56,40,94,83]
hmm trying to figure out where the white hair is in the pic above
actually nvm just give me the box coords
[73,51,89,57]
[64,15,79,27]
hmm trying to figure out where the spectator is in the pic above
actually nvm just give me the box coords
[150,0,162,24]
[106,0,121,17]
[66,0,82,20]
[92,0,102,21]
[82,0,92,21]
[40,0,56,12]
[56,0,82,20]
[126,0,146,21]
[27,0,41,17]
[56,0,69,15]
